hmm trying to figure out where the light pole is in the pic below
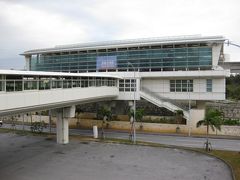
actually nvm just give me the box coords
[127,62,136,144]
[187,79,191,136]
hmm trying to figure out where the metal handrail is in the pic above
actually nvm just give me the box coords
[140,87,188,111]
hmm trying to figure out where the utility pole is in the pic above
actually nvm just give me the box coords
[128,62,136,144]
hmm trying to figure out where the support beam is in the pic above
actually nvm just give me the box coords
[52,105,76,144]
[56,109,69,144]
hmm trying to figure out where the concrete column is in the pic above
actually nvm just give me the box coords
[128,101,134,109]
[25,55,31,71]
[56,109,69,144]
[189,101,206,132]
[52,105,76,144]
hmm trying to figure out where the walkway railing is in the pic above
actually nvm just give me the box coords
[140,87,189,111]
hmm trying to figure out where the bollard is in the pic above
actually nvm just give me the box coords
[93,125,98,138]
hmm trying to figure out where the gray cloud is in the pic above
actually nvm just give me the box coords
[0,0,239,69]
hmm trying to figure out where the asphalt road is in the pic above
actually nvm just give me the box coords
[0,133,232,180]
[2,123,240,151]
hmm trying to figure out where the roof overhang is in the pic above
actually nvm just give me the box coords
[21,35,226,56]
[0,70,122,79]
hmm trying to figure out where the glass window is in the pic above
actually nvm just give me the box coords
[39,80,50,90]
[206,79,212,92]
[57,80,63,88]
[24,80,38,90]
[96,78,101,87]
[6,81,15,92]
[0,81,2,91]
[15,81,23,91]
[30,46,212,72]
[188,80,193,92]
[170,80,175,92]
[119,79,136,92]
[182,80,187,92]
[169,79,193,92]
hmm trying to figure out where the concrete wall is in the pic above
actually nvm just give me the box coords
[3,115,53,124]
[4,115,239,136]
[141,77,225,100]
[208,102,240,119]
[73,119,240,136]
[100,70,229,101]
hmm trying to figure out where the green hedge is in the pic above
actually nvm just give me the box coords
[223,119,240,126]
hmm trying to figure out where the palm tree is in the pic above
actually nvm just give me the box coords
[196,108,223,151]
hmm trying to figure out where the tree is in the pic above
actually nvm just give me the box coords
[175,110,184,124]
[98,107,112,139]
[135,109,145,122]
[226,74,240,100]
[128,108,145,140]
[196,108,223,151]
[175,110,184,133]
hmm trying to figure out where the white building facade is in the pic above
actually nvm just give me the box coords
[22,35,230,127]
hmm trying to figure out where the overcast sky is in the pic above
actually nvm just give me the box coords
[0,0,239,69]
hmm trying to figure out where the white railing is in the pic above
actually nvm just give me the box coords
[141,87,188,111]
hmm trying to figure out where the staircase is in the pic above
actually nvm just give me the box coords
[140,87,189,120]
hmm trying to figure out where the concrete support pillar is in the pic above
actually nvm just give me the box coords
[56,109,69,144]
[52,105,76,144]
[188,101,206,133]
[128,101,134,109]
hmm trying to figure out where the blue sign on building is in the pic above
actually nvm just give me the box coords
[96,56,117,70]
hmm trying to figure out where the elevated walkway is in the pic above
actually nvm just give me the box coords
[0,70,121,144]
[140,87,189,120]
[0,86,118,116]
[0,70,120,116]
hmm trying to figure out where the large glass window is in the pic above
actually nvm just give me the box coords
[14,81,22,91]
[39,79,50,90]
[119,79,136,92]
[170,80,193,92]
[6,81,15,92]
[24,80,38,90]
[206,79,212,92]
[30,46,212,72]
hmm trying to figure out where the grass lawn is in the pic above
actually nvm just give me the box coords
[209,150,240,180]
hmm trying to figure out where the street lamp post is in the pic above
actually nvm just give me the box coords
[187,79,191,136]
[127,62,136,144]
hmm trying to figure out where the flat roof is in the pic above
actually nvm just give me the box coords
[0,70,121,79]
[22,35,225,55]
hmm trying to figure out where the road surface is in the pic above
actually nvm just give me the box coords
[2,123,240,151]
[0,133,232,180]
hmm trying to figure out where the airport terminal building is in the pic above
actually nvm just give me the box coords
[22,35,230,126]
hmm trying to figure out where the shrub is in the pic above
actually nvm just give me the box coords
[223,119,240,126]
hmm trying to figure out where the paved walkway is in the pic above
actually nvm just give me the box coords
[0,133,232,180]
